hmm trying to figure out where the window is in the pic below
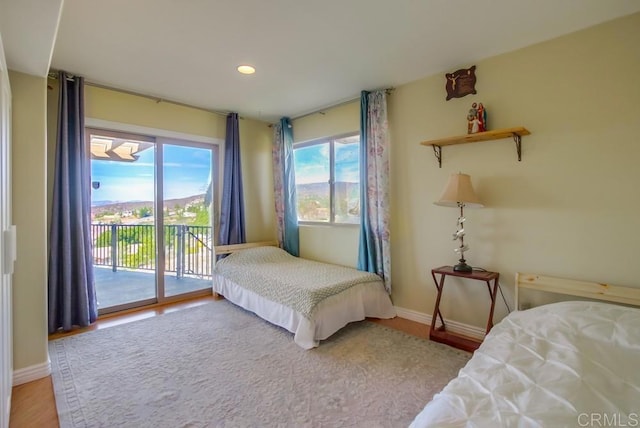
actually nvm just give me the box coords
[293,134,360,224]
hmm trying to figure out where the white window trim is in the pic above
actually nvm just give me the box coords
[294,132,360,225]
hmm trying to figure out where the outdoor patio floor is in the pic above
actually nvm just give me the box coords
[94,266,212,309]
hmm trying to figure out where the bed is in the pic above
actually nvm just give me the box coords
[212,242,396,349]
[410,273,640,427]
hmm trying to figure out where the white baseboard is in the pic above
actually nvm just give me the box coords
[394,306,486,341]
[13,359,51,386]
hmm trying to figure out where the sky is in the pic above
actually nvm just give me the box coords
[91,144,212,204]
[293,140,359,184]
[91,138,359,205]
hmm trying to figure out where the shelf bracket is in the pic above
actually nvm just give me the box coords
[432,145,442,168]
[512,133,522,161]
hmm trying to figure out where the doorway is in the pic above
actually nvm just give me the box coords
[88,128,217,313]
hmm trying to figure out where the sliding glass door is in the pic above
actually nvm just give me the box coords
[89,129,216,314]
[89,130,157,311]
[160,141,214,298]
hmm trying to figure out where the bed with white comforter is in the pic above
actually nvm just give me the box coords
[411,300,640,427]
[213,246,396,349]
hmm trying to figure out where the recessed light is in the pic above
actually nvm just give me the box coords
[237,65,256,75]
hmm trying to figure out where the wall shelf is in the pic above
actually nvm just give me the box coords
[420,126,531,167]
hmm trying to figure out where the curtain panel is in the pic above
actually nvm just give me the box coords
[218,112,246,245]
[272,118,299,256]
[48,71,98,333]
[357,90,391,293]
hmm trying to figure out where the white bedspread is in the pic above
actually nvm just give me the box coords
[411,301,640,428]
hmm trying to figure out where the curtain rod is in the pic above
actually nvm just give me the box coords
[47,71,233,119]
[48,70,393,123]
[290,87,394,121]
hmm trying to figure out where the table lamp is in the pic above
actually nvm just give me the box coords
[434,173,484,272]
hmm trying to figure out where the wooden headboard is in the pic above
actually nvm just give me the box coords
[214,240,278,256]
[515,273,640,309]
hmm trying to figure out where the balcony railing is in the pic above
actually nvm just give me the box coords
[91,224,213,279]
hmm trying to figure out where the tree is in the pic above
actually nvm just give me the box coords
[137,206,152,218]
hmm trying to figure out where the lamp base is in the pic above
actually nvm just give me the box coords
[453,261,473,273]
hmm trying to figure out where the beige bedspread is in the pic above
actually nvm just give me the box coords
[214,246,383,318]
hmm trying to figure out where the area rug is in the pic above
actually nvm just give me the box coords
[49,300,470,427]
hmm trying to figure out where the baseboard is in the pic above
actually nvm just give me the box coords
[394,306,431,325]
[13,359,51,386]
[394,306,486,341]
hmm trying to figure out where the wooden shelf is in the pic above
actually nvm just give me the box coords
[420,126,530,147]
[430,326,481,353]
[420,126,531,167]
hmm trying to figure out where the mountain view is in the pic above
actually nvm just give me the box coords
[296,182,359,223]
[91,193,208,226]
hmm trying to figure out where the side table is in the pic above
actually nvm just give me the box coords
[429,266,500,352]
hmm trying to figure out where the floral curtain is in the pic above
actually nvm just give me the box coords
[272,117,299,256]
[357,90,391,293]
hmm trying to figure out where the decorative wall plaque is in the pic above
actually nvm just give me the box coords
[445,65,477,100]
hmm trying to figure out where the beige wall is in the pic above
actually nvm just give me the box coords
[390,12,640,327]
[299,226,359,267]
[237,117,277,242]
[297,13,640,328]
[292,101,360,266]
[46,80,58,230]
[10,71,48,371]
[293,101,359,143]
[84,86,226,140]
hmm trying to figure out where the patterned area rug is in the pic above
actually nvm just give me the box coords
[49,300,470,427]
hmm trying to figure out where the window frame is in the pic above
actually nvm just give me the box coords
[293,132,360,226]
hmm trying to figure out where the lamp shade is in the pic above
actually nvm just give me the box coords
[434,173,484,208]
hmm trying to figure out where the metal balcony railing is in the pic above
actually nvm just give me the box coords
[91,223,213,279]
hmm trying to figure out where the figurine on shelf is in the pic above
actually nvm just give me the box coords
[467,102,487,134]
[477,103,487,132]
[467,103,478,134]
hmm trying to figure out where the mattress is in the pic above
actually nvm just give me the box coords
[213,247,396,349]
[410,301,640,427]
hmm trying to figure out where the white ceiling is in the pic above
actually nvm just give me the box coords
[2,0,640,122]
[0,0,63,77]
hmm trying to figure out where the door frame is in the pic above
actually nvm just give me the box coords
[85,120,222,314]
[156,137,219,304]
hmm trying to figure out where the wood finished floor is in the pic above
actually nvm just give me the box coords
[9,296,428,428]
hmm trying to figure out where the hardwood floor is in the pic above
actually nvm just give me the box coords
[9,377,58,428]
[9,296,429,427]
[369,316,430,340]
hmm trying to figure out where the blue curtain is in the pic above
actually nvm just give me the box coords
[358,91,375,272]
[357,90,391,292]
[281,118,299,256]
[218,112,246,245]
[272,118,299,256]
[48,71,98,333]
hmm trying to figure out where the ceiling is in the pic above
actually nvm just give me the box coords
[2,1,640,122]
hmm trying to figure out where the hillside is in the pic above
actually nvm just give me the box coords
[92,194,206,215]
